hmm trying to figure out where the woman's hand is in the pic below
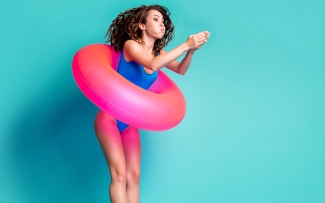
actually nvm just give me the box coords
[185,31,210,51]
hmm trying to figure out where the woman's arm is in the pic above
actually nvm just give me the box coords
[161,31,210,75]
[124,31,209,71]
[160,49,195,75]
[124,40,187,71]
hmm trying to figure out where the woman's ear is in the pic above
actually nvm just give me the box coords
[138,23,146,31]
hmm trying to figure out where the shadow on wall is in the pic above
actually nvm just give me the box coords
[9,89,109,203]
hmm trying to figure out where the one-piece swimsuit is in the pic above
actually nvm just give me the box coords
[115,49,159,132]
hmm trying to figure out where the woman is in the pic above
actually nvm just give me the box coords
[94,4,210,203]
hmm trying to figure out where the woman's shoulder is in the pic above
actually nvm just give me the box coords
[160,49,166,54]
[124,39,140,50]
[123,40,141,61]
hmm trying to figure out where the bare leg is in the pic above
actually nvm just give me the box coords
[94,110,127,203]
[121,126,141,203]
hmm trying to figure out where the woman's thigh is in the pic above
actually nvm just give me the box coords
[94,110,126,174]
[120,126,141,174]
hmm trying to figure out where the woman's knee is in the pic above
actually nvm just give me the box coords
[111,168,127,184]
[127,170,141,185]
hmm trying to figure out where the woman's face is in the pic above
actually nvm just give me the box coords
[142,9,165,39]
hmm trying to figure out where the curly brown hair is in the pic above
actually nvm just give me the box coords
[105,4,174,56]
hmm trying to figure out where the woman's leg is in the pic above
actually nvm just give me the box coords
[121,126,141,203]
[94,110,127,203]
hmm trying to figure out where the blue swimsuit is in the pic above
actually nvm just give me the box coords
[115,50,158,132]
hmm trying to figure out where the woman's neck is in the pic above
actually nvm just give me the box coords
[140,34,156,55]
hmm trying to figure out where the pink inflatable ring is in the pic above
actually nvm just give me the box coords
[72,44,186,131]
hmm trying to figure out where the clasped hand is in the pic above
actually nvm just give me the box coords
[185,31,210,51]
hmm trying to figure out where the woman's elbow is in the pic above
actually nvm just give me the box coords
[178,71,186,75]
[177,68,186,75]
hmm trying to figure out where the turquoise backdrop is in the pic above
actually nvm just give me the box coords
[1,0,324,202]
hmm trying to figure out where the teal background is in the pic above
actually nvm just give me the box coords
[1,0,324,202]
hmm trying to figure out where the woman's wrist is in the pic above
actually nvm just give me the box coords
[182,42,189,51]
[187,50,195,54]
